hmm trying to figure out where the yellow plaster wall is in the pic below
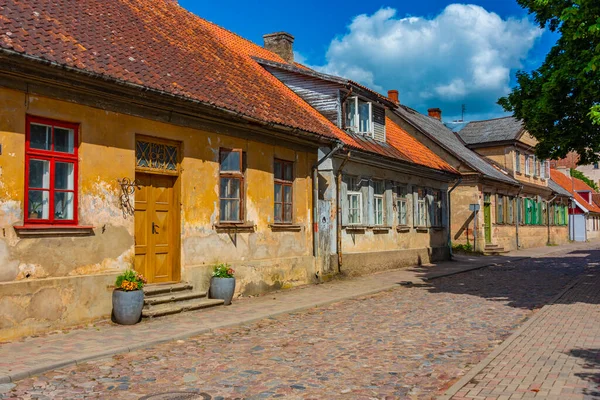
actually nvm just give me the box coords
[0,86,316,293]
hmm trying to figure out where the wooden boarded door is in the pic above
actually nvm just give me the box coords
[135,173,179,284]
[484,194,492,244]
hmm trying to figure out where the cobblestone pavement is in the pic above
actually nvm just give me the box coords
[2,249,598,400]
[450,255,600,400]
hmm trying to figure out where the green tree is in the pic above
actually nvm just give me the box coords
[498,0,600,165]
[570,168,599,191]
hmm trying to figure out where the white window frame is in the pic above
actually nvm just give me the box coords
[396,186,408,226]
[525,155,531,176]
[345,96,373,137]
[345,176,363,225]
[417,189,427,227]
[540,160,546,179]
[515,151,521,173]
[533,155,538,177]
[373,180,384,226]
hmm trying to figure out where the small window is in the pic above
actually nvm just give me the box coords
[274,159,293,223]
[219,149,244,222]
[25,116,79,225]
[373,180,385,225]
[533,155,538,177]
[515,151,521,173]
[540,160,546,179]
[345,96,373,136]
[524,155,530,176]
[417,188,427,227]
[507,197,514,224]
[396,186,408,226]
[344,176,362,225]
[497,194,504,224]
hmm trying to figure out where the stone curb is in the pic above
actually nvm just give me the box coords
[437,270,588,400]
[0,246,581,385]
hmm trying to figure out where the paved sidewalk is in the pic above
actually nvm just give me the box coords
[0,241,596,385]
[442,261,600,399]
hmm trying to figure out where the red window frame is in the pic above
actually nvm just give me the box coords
[274,159,294,223]
[24,115,79,226]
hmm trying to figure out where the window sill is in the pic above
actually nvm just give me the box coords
[372,226,392,233]
[269,223,303,232]
[14,225,95,237]
[214,222,256,233]
[415,227,429,233]
[343,225,368,232]
[396,226,410,233]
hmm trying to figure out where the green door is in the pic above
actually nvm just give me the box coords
[484,194,492,243]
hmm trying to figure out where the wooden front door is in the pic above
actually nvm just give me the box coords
[135,173,179,284]
[484,194,492,244]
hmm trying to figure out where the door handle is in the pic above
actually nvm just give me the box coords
[152,222,159,234]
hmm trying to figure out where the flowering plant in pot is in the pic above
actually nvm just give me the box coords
[209,263,235,305]
[112,269,147,325]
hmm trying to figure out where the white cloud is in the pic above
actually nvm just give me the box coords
[313,5,542,121]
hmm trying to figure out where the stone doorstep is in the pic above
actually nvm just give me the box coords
[142,298,225,318]
[143,282,194,296]
[144,290,208,307]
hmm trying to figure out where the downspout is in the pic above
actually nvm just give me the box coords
[447,177,462,259]
[336,153,351,271]
[312,142,344,259]
[515,185,524,249]
[546,195,557,245]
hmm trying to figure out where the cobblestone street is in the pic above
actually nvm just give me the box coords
[2,248,598,400]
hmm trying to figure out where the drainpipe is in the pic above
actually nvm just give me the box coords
[447,177,462,259]
[515,185,523,249]
[336,153,351,271]
[546,195,557,245]
[312,142,344,260]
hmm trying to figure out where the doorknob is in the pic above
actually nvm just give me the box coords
[152,222,160,234]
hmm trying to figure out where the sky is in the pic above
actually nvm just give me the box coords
[180,0,558,122]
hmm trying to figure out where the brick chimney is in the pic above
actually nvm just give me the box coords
[387,90,399,105]
[428,108,442,121]
[263,32,295,63]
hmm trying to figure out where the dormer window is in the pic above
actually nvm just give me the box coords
[345,96,373,136]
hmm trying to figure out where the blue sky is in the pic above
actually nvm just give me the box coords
[181,0,558,122]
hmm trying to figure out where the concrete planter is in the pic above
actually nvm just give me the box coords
[209,277,235,305]
[112,289,144,325]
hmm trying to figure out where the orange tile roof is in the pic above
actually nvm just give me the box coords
[1,0,456,174]
[551,169,600,213]
[386,117,457,173]
[1,0,340,139]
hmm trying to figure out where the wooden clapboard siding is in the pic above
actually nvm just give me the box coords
[373,105,386,142]
[264,66,342,126]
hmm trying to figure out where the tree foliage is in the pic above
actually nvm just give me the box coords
[570,168,599,191]
[498,0,600,165]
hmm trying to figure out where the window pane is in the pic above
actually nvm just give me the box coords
[358,100,370,133]
[54,191,74,220]
[284,204,292,223]
[345,98,356,129]
[284,186,292,203]
[30,124,51,150]
[29,159,50,189]
[55,127,75,153]
[274,161,282,180]
[220,151,240,172]
[274,183,282,203]
[374,180,384,195]
[274,203,282,222]
[28,190,49,220]
[55,162,74,190]
[220,199,240,221]
[220,178,240,199]
[284,163,293,181]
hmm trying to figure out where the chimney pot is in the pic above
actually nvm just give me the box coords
[263,32,295,63]
[428,108,442,121]
[387,90,399,105]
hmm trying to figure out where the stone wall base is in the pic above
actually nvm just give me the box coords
[331,246,450,277]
